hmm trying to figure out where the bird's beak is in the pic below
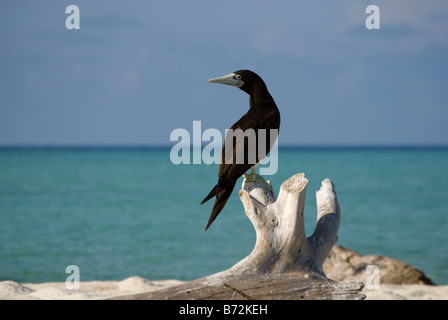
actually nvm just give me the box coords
[206,73,244,88]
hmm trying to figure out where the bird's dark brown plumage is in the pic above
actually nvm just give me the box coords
[202,70,280,230]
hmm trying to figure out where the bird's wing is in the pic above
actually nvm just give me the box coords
[218,109,278,179]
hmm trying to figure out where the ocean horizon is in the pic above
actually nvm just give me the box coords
[1,146,447,285]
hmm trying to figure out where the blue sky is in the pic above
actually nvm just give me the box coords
[1,0,447,146]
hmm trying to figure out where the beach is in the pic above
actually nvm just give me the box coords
[1,276,447,300]
[0,276,184,300]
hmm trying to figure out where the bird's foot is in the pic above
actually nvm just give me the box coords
[242,173,274,193]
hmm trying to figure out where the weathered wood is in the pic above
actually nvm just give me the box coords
[309,178,341,273]
[110,173,365,300]
[111,273,364,300]
[229,173,314,274]
[218,173,340,277]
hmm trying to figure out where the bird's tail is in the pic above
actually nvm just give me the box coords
[204,180,237,231]
[201,185,217,205]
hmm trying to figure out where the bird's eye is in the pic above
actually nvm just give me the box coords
[233,74,242,80]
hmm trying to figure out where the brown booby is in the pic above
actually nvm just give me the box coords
[201,70,280,230]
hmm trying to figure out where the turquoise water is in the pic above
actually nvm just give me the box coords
[1,147,447,284]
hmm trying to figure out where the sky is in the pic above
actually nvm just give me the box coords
[0,0,447,146]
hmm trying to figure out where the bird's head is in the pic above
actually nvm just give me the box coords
[206,70,262,94]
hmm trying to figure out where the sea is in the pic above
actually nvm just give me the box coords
[1,147,447,285]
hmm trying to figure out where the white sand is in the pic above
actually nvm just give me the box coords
[1,276,447,300]
[0,276,185,300]
[362,284,448,300]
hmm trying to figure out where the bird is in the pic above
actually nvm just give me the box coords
[201,70,280,231]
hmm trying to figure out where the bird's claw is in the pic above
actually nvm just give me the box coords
[242,173,274,193]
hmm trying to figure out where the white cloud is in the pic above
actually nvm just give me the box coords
[343,1,448,54]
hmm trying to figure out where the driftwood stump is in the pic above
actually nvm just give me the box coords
[112,173,365,300]
[228,173,339,276]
